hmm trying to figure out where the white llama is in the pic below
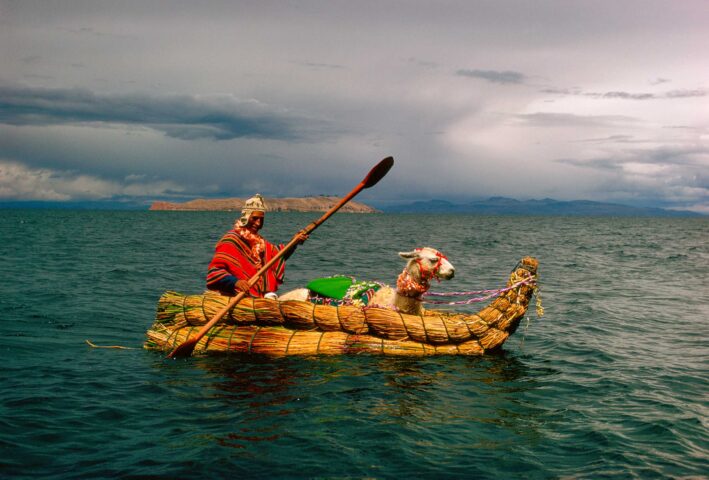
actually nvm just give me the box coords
[279,247,455,315]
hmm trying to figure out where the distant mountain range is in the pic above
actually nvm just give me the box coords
[0,196,704,217]
[381,197,704,217]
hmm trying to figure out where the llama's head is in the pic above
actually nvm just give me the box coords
[398,247,455,283]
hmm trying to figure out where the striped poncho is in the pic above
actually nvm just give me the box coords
[206,227,286,297]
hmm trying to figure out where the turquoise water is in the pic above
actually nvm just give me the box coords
[1,210,707,478]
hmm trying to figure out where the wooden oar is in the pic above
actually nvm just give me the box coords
[167,156,394,359]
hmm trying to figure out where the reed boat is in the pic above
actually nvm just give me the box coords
[145,257,541,356]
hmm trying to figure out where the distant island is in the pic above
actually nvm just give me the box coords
[149,196,379,213]
[1,196,703,217]
[381,197,703,217]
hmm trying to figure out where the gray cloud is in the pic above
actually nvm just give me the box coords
[456,69,527,84]
[575,135,637,143]
[1,1,707,212]
[407,58,439,69]
[515,112,637,128]
[540,88,576,95]
[558,144,709,168]
[20,55,43,64]
[0,159,186,201]
[601,91,656,100]
[0,85,311,141]
[297,62,346,70]
[665,89,708,98]
[555,145,709,209]
[542,87,707,100]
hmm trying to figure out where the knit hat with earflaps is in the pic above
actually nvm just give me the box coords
[236,194,267,227]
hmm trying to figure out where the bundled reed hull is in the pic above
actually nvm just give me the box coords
[145,257,539,356]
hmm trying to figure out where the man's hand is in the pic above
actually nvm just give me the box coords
[283,230,310,260]
[235,279,250,293]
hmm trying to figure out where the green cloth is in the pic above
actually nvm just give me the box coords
[306,276,355,299]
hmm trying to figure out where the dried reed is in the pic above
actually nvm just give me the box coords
[146,257,539,356]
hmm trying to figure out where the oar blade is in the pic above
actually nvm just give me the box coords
[167,339,198,359]
[362,156,394,188]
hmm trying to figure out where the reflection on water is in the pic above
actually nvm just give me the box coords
[197,356,303,449]
[190,352,539,453]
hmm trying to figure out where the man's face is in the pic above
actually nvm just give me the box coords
[246,211,264,231]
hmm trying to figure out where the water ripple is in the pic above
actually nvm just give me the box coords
[0,211,707,478]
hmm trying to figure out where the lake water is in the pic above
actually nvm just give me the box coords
[1,210,707,478]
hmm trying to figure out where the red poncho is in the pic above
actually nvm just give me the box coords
[206,227,286,297]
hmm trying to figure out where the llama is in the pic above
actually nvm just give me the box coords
[369,247,455,314]
[279,247,455,315]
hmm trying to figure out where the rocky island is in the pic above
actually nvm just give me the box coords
[149,196,379,213]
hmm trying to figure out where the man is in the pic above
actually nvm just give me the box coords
[206,194,307,297]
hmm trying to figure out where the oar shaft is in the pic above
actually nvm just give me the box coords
[167,156,393,358]
[169,237,298,356]
[304,188,364,233]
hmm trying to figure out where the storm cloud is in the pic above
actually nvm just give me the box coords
[555,145,709,210]
[456,69,528,85]
[541,87,707,101]
[0,0,707,212]
[0,85,307,141]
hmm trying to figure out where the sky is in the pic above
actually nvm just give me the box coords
[1,0,707,212]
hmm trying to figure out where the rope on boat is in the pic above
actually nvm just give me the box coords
[425,268,544,318]
[85,339,136,350]
[423,275,536,304]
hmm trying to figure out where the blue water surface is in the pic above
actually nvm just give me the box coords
[1,210,707,478]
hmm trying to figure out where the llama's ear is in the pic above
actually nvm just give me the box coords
[398,250,418,259]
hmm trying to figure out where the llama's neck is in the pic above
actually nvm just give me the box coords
[394,265,429,315]
[393,293,424,315]
[396,265,429,299]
